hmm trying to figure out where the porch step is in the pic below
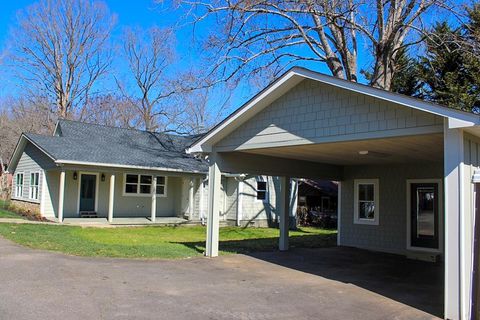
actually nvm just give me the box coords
[80,212,98,218]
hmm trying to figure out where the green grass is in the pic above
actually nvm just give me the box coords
[0,224,336,259]
[0,200,24,219]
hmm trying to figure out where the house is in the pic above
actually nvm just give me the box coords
[8,120,296,225]
[187,67,480,320]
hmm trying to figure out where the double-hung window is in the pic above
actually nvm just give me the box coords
[256,178,267,201]
[29,172,40,200]
[124,174,167,196]
[15,173,24,198]
[354,179,379,225]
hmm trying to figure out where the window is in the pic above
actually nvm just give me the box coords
[29,172,40,200]
[354,179,379,225]
[256,179,267,201]
[15,173,24,198]
[124,174,167,196]
[156,176,166,196]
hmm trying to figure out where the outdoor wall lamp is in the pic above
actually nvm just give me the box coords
[73,171,78,180]
[101,173,106,182]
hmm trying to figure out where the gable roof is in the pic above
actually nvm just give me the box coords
[9,120,208,174]
[187,67,480,153]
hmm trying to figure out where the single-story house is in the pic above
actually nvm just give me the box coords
[187,67,480,320]
[8,120,296,225]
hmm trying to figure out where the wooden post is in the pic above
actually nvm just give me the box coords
[206,155,221,257]
[279,176,290,251]
[108,174,115,223]
[58,170,65,223]
[151,176,157,223]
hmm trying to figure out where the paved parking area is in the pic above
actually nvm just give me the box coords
[0,237,442,319]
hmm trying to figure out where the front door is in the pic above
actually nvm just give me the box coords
[410,182,439,249]
[79,174,96,213]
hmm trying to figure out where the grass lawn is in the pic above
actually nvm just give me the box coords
[0,224,336,259]
[0,200,24,219]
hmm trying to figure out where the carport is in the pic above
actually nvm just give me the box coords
[187,67,480,320]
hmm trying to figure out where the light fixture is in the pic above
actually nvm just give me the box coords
[101,173,105,182]
[73,171,78,180]
[358,150,369,155]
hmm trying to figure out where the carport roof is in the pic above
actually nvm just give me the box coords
[187,67,480,153]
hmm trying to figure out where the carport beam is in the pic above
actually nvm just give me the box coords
[279,176,290,251]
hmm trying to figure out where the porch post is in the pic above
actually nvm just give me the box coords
[58,169,65,223]
[151,176,157,223]
[444,123,464,320]
[206,154,221,257]
[188,178,194,217]
[279,176,290,251]
[108,173,115,223]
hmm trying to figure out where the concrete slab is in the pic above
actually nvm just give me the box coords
[0,236,441,320]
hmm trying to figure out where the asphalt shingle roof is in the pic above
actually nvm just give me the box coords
[25,120,208,173]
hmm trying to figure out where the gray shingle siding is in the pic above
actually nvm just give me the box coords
[216,79,444,151]
[340,163,443,255]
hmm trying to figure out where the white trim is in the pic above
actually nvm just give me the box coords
[353,179,380,226]
[76,172,99,214]
[108,173,115,223]
[405,179,444,254]
[122,173,168,198]
[337,181,342,246]
[28,171,41,201]
[56,159,204,174]
[187,67,480,153]
[13,172,24,199]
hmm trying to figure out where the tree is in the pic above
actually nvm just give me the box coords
[177,0,456,90]
[7,0,115,118]
[416,19,480,111]
[117,27,181,132]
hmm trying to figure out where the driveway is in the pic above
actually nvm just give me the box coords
[0,237,441,320]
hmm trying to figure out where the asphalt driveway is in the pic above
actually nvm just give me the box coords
[0,237,441,320]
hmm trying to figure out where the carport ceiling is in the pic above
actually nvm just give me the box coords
[241,133,444,166]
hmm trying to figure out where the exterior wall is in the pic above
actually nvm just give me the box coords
[340,163,443,255]
[216,79,444,151]
[11,143,55,207]
[240,176,279,225]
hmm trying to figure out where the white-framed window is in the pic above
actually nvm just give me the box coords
[123,174,167,197]
[15,173,24,198]
[354,179,379,225]
[29,172,40,200]
[256,178,267,201]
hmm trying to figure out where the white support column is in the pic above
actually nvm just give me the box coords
[290,179,298,222]
[151,176,157,223]
[337,181,342,246]
[188,178,194,217]
[236,179,244,226]
[206,155,222,257]
[108,174,115,223]
[279,176,290,251]
[58,170,65,223]
[444,123,464,320]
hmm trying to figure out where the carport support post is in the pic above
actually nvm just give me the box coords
[444,124,464,320]
[151,176,157,223]
[206,154,221,257]
[279,176,291,251]
[58,169,65,223]
[108,174,115,223]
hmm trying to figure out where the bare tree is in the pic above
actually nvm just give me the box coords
[7,0,115,118]
[117,27,182,132]
[77,94,139,129]
[177,0,457,90]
